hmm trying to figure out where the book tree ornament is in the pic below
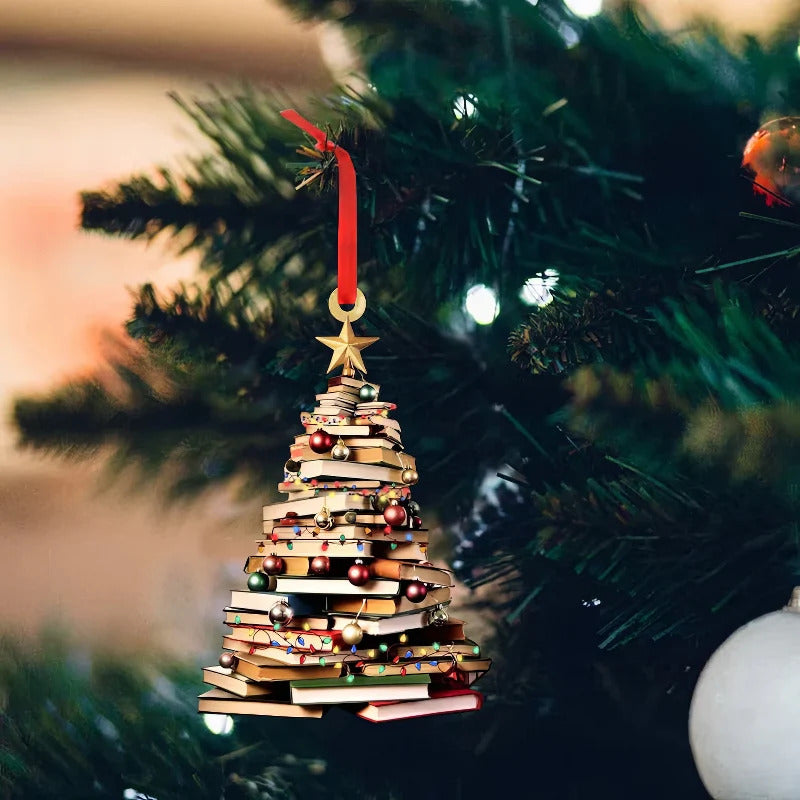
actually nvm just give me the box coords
[198,111,490,722]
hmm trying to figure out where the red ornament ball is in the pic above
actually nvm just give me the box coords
[218,651,238,669]
[383,503,407,528]
[742,117,800,207]
[261,554,285,575]
[404,580,428,603]
[347,562,371,586]
[309,429,334,453]
[310,555,331,576]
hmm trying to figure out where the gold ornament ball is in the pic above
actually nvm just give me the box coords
[342,622,364,645]
[344,511,358,524]
[332,442,351,461]
[401,468,419,485]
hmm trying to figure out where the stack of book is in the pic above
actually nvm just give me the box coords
[199,375,490,721]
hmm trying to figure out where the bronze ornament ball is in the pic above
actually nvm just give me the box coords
[383,502,407,528]
[342,622,364,646]
[247,572,269,592]
[261,554,285,575]
[404,580,428,603]
[284,459,301,475]
[309,429,334,453]
[401,468,419,485]
[358,384,377,402]
[310,555,331,576]
[218,651,238,669]
[347,561,371,586]
[269,602,294,625]
[344,511,358,524]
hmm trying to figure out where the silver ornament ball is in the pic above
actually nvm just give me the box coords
[314,510,332,529]
[269,602,294,625]
[428,606,449,625]
[331,442,351,461]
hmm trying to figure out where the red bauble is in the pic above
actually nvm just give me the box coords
[412,515,423,529]
[309,429,334,453]
[347,562,371,586]
[383,503,407,528]
[404,580,428,603]
[742,117,800,207]
[310,555,331,576]
[261,555,285,575]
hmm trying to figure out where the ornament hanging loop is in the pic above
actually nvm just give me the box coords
[328,287,366,323]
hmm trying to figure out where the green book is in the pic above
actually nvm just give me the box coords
[290,673,430,689]
[289,673,431,705]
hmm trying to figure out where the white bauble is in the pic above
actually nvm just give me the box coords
[689,589,800,799]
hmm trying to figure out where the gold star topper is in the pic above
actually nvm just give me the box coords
[316,318,379,376]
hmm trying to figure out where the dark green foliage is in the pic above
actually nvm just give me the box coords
[0,633,710,800]
[11,0,800,795]
[0,636,229,799]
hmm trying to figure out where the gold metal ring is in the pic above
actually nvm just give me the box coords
[328,288,366,322]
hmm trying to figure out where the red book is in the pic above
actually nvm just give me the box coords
[355,687,483,722]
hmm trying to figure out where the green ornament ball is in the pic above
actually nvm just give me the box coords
[247,572,269,592]
[372,494,391,513]
[359,384,377,402]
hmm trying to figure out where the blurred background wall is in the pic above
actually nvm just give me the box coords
[0,0,795,659]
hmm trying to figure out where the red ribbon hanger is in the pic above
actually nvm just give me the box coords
[280,109,358,307]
